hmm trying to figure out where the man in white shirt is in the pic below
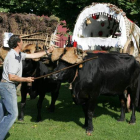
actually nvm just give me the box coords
[0,35,53,140]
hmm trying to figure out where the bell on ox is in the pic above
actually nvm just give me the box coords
[27,82,32,86]
[79,64,83,68]
[69,83,72,89]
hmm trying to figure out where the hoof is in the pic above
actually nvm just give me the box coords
[18,116,24,121]
[117,118,125,122]
[18,118,24,121]
[86,131,92,136]
[129,121,135,125]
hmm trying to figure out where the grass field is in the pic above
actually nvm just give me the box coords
[5,83,140,140]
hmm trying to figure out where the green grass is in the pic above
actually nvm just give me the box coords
[5,83,140,140]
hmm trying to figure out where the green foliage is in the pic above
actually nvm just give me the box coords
[0,0,140,30]
[0,8,9,12]
[52,0,140,30]
[117,0,140,25]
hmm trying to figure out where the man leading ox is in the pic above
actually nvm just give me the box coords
[0,35,53,140]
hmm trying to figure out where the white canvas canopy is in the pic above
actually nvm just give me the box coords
[72,3,140,57]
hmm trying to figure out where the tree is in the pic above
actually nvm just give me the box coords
[0,0,53,15]
[51,0,140,30]
[0,0,140,30]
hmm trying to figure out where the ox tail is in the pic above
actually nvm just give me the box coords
[135,74,140,107]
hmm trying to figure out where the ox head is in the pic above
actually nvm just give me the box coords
[52,60,75,82]
[22,44,43,61]
[22,43,51,63]
[51,47,87,64]
[22,44,44,54]
[22,43,59,78]
[51,47,87,82]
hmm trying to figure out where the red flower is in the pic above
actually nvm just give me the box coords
[92,14,96,19]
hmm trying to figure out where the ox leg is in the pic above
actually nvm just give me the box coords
[138,94,140,112]
[18,83,28,121]
[118,94,126,121]
[129,93,136,124]
[82,104,94,135]
[49,83,60,112]
[49,91,59,112]
[82,98,97,135]
[36,93,45,122]
[82,102,88,128]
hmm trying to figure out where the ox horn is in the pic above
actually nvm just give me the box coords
[76,48,87,60]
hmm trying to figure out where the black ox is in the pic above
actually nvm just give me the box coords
[52,52,140,135]
[18,58,61,122]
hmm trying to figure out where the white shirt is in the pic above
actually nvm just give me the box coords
[2,49,26,83]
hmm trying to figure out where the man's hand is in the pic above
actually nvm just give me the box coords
[9,74,35,83]
[26,46,54,59]
[26,77,34,82]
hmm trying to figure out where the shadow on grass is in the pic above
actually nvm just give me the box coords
[17,84,124,128]
[4,132,10,140]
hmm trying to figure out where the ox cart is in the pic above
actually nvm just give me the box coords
[72,3,140,57]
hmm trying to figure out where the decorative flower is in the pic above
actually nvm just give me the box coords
[92,14,97,20]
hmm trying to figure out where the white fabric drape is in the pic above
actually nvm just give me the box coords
[72,3,127,50]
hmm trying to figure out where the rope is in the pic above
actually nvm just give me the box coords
[34,56,98,80]
[69,68,78,89]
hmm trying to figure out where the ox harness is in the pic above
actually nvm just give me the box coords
[33,56,98,81]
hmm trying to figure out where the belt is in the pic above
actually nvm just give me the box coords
[1,79,18,86]
[1,79,8,83]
